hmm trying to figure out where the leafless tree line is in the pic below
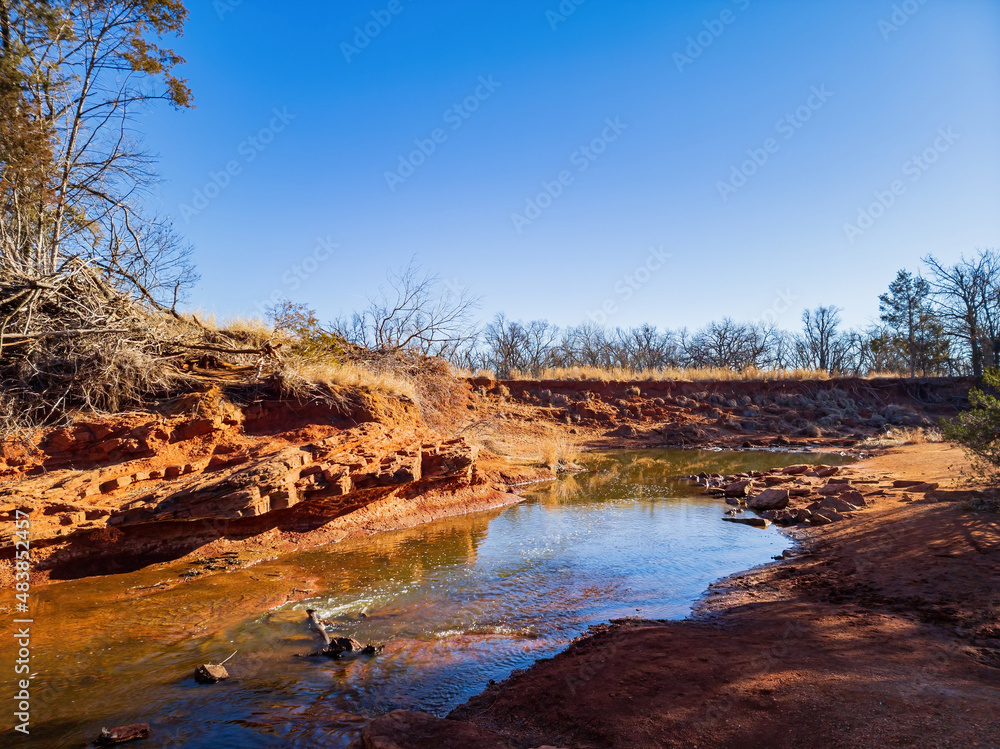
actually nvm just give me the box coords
[352,249,998,379]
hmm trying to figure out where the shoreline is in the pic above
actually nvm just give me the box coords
[352,441,1000,748]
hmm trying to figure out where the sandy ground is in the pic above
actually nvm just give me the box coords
[438,442,1000,748]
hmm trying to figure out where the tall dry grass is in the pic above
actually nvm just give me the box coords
[279,360,419,402]
[862,426,944,448]
[463,366,908,382]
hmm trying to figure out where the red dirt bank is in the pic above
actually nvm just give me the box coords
[3,375,997,748]
[353,443,1000,748]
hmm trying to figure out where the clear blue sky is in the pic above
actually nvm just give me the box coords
[143,0,1000,332]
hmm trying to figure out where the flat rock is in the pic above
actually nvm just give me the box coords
[781,465,812,475]
[347,710,515,749]
[748,488,790,511]
[722,516,771,528]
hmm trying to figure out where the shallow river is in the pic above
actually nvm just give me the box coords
[15,449,849,747]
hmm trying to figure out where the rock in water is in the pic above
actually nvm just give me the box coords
[722,516,771,528]
[748,488,790,510]
[724,480,753,497]
[194,663,229,683]
[93,723,150,745]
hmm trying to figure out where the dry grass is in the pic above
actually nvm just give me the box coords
[0,262,427,434]
[480,366,911,382]
[193,312,274,341]
[498,366,836,382]
[280,360,419,402]
[862,426,944,448]
[538,435,578,472]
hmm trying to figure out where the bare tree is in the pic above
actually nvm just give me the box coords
[480,315,559,377]
[334,260,480,356]
[611,324,680,370]
[553,323,613,369]
[683,318,776,371]
[0,0,195,304]
[923,251,996,376]
[797,306,842,372]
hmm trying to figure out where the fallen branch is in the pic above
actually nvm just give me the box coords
[1,328,129,342]
[306,608,332,648]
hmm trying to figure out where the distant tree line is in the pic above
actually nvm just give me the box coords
[333,250,999,380]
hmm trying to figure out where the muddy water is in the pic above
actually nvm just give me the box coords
[12,449,849,747]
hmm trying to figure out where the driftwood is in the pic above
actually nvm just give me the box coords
[93,723,150,745]
[306,608,333,648]
[305,609,383,659]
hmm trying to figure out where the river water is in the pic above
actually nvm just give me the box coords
[15,449,848,747]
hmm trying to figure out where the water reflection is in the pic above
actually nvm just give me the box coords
[11,449,848,747]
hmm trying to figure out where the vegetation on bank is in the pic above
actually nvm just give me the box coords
[942,366,1000,484]
[0,3,994,439]
[411,255,997,380]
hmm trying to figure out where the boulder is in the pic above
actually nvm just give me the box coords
[748,488,790,511]
[818,482,851,496]
[814,466,840,478]
[819,496,859,514]
[723,480,753,498]
[761,509,794,524]
[810,509,845,525]
[346,710,516,749]
[839,490,867,507]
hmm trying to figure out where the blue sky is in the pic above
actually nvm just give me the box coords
[143,0,1000,332]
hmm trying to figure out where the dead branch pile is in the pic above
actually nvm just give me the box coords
[0,259,279,431]
[0,260,452,435]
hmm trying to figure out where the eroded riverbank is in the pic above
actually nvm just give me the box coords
[1,449,848,747]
